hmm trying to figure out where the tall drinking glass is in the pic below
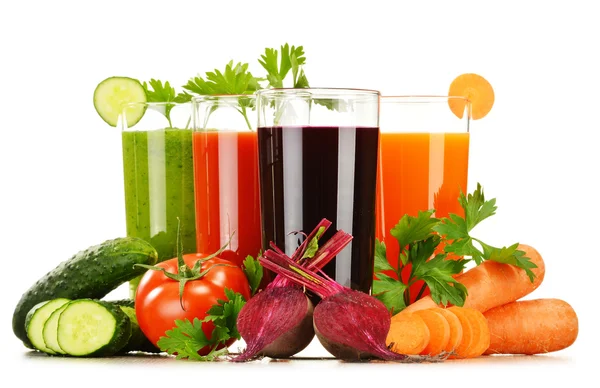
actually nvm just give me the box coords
[257,88,380,293]
[376,96,470,303]
[121,102,197,298]
[192,95,262,272]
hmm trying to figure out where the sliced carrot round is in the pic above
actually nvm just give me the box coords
[386,313,431,355]
[461,307,491,358]
[433,308,463,353]
[448,306,474,358]
[448,73,495,120]
[414,309,450,356]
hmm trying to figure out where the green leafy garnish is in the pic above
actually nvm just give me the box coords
[183,61,261,130]
[157,288,247,361]
[242,255,264,296]
[142,79,191,128]
[373,182,537,313]
[259,43,309,88]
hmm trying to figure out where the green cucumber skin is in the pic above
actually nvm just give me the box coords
[116,305,160,354]
[58,299,132,357]
[13,237,158,347]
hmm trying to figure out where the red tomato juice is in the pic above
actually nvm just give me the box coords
[193,130,262,268]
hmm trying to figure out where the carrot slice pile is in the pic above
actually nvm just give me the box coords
[447,306,474,358]
[461,307,491,358]
[434,308,463,353]
[386,313,430,355]
[448,73,495,120]
[414,309,450,356]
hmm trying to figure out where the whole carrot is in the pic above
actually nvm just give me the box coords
[403,244,545,313]
[483,298,578,355]
[460,244,545,312]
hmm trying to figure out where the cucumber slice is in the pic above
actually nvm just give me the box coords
[57,299,131,357]
[93,76,147,127]
[42,303,70,354]
[25,298,70,354]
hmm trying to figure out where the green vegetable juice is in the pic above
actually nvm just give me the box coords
[122,128,197,297]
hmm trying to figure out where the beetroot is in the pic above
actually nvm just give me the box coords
[231,219,353,362]
[259,249,440,362]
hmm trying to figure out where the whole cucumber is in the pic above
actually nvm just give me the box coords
[13,237,158,347]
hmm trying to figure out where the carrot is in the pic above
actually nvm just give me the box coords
[460,307,490,358]
[483,298,578,355]
[386,313,431,355]
[448,73,495,120]
[398,296,438,315]
[447,306,474,359]
[434,308,463,353]
[460,244,545,312]
[412,244,546,314]
[414,309,450,356]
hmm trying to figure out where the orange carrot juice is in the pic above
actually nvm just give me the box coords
[375,131,469,302]
[193,130,262,267]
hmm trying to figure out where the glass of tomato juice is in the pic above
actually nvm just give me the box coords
[376,96,471,303]
[191,95,263,273]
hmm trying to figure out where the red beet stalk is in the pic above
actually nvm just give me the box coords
[259,250,410,361]
[232,219,353,362]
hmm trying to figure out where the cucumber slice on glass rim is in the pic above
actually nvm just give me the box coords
[93,76,147,127]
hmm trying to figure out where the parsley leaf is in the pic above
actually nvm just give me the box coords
[258,43,307,88]
[390,210,439,265]
[203,288,246,341]
[374,239,394,272]
[157,288,247,361]
[242,255,264,296]
[372,272,407,315]
[433,183,537,274]
[183,61,261,129]
[142,79,188,128]
[157,318,216,361]
[412,255,468,307]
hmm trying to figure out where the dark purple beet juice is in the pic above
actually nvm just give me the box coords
[258,125,379,294]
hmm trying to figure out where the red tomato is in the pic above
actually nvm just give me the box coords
[135,253,251,355]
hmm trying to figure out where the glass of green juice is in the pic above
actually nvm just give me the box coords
[120,102,197,298]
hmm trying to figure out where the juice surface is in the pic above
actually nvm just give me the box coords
[122,128,197,295]
[375,132,469,301]
[193,130,262,268]
[258,125,379,294]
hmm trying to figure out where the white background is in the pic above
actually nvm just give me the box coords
[1,0,598,386]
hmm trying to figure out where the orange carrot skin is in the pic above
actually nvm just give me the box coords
[398,296,438,315]
[459,244,545,313]
[484,298,578,355]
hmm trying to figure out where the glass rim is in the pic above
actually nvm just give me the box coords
[192,94,256,101]
[381,95,470,104]
[256,87,381,99]
[123,101,191,108]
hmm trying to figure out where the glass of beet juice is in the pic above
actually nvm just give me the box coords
[121,102,197,298]
[256,88,380,293]
[192,95,262,273]
[376,96,471,303]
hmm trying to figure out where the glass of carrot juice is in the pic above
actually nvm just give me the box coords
[192,95,262,272]
[375,96,471,302]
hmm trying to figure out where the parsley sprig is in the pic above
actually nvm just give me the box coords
[373,183,538,314]
[142,79,191,128]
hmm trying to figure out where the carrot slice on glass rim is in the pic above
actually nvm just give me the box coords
[448,73,495,120]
